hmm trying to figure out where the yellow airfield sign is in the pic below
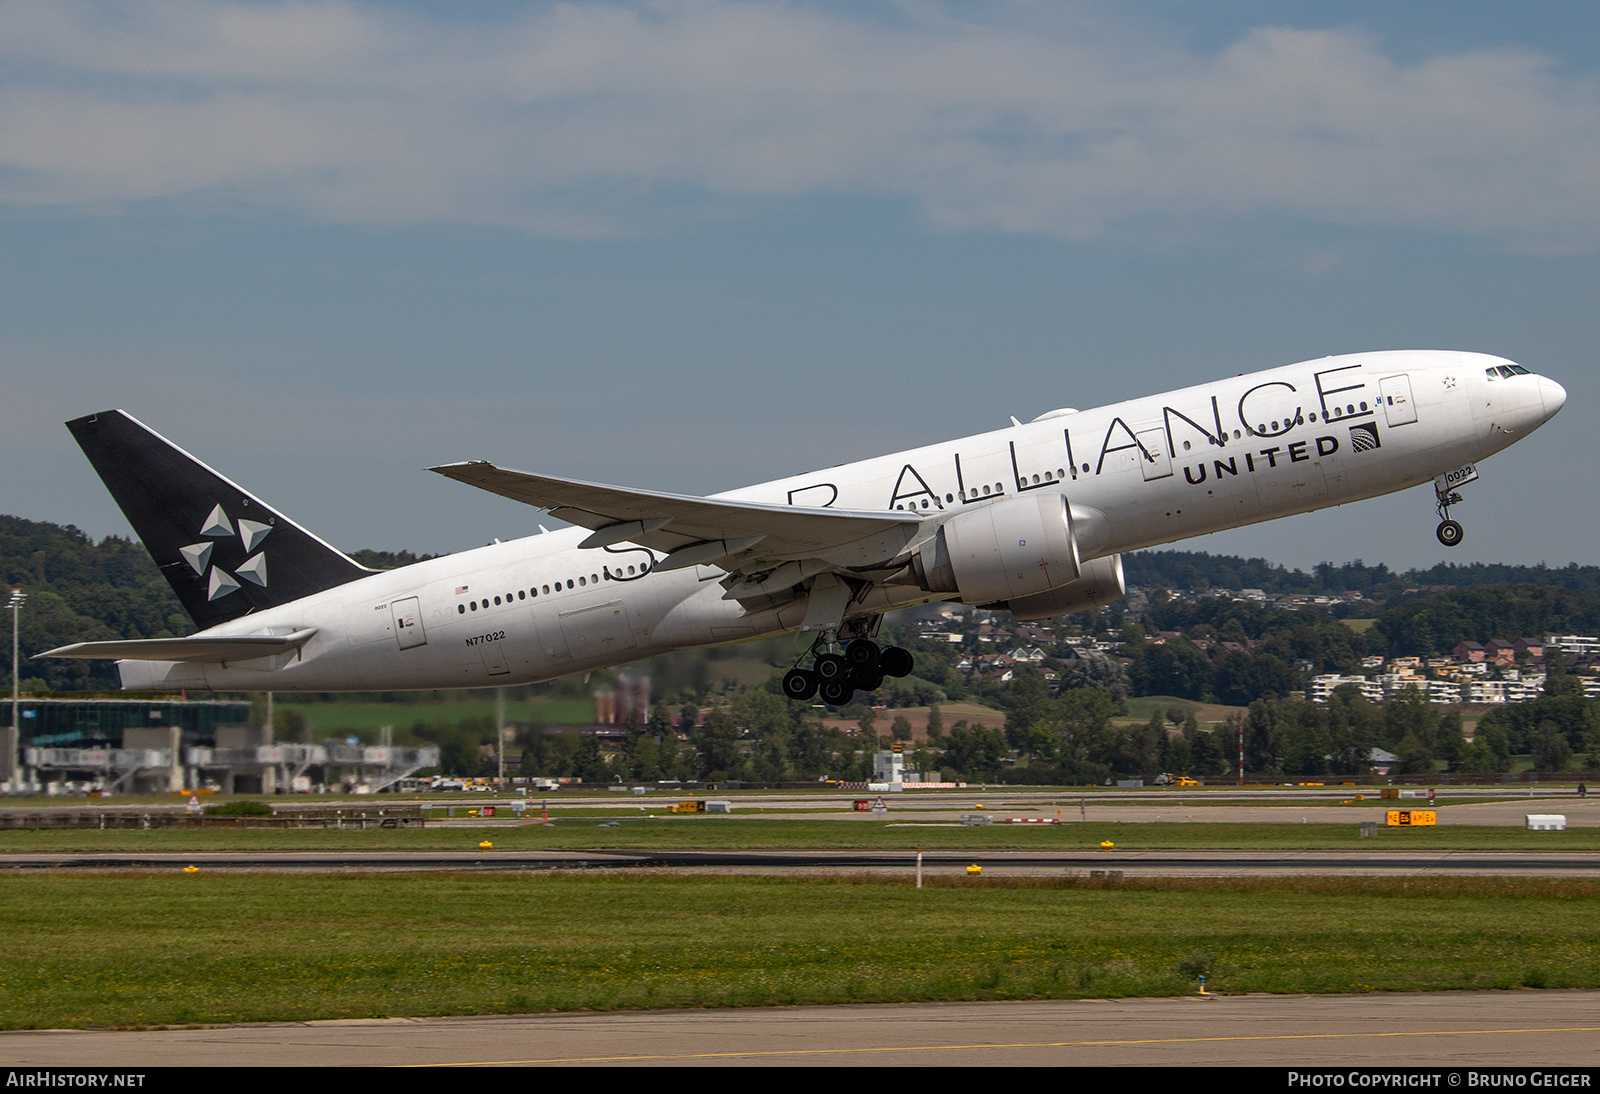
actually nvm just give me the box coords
[1386,809,1437,827]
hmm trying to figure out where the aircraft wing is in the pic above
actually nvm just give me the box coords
[428,461,924,570]
[39,628,318,663]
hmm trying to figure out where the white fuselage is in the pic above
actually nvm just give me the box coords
[118,350,1564,692]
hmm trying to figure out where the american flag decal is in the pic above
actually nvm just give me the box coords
[455,585,469,595]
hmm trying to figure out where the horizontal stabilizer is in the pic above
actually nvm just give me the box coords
[429,461,923,566]
[39,628,318,664]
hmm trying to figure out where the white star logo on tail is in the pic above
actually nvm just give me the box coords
[239,519,272,553]
[207,567,241,600]
[236,552,268,587]
[193,504,272,599]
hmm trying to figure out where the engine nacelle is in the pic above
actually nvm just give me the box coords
[909,494,1080,605]
[1002,553,1126,622]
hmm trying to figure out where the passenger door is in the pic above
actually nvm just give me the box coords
[1379,375,1418,426]
[390,597,427,650]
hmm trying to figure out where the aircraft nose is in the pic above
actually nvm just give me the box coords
[1539,375,1567,419]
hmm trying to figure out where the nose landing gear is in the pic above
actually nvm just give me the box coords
[1435,486,1465,548]
[781,633,915,704]
[1432,463,1480,548]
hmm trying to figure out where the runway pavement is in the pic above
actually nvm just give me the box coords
[465,788,1600,826]
[3,789,1594,874]
[735,796,1600,825]
[3,990,1596,1067]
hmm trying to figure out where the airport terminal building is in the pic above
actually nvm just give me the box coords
[1,698,436,795]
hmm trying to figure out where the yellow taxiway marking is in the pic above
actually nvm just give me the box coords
[410,1025,1600,1066]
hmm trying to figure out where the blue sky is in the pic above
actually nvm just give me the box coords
[0,0,1595,572]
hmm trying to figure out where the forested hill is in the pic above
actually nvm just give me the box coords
[1125,550,1600,602]
[0,516,185,690]
[1373,585,1600,658]
[0,515,434,692]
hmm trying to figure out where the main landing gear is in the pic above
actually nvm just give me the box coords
[782,636,915,705]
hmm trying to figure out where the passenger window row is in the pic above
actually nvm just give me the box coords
[456,561,652,613]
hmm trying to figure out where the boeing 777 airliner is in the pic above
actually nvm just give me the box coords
[44,350,1565,704]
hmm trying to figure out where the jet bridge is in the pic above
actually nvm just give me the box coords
[186,742,440,794]
[24,746,184,795]
[20,738,440,796]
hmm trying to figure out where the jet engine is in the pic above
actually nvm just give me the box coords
[1000,553,1126,622]
[908,494,1080,605]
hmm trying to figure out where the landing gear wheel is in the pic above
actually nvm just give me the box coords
[878,646,914,678]
[852,669,885,693]
[844,639,881,671]
[1436,519,1464,548]
[782,668,819,701]
[815,653,850,683]
[819,678,855,706]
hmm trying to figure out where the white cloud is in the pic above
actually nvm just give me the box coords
[0,0,1596,249]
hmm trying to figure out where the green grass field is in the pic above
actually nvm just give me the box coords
[1116,695,1247,726]
[1120,695,1204,720]
[1,873,1594,1029]
[277,695,593,738]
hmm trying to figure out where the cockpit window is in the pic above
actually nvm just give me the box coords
[1497,366,1516,378]
[1510,365,1531,375]
[1485,368,1498,380]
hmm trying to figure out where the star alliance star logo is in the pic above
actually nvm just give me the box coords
[179,503,272,601]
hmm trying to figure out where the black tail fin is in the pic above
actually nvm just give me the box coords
[67,411,373,630]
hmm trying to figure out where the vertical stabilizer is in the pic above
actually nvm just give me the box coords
[67,411,373,630]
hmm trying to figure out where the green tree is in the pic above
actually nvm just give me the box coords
[1131,641,1210,700]
[940,721,1008,781]
[1163,732,1194,774]
[1530,720,1572,771]
[1392,734,1436,775]
[548,727,583,776]
[1281,703,1331,776]
[855,703,879,739]
[1384,685,1439,750]
[1474,718,1513,770]
[1434,711,1466,771]
[1214,652,1301,707]
[573,734,610,782]
[1113,713,1166,775]
[693,709,742,780]
[1038,687,1120,776]
[1242,700,1288,772]
[732,688,791,741]
[629,733,661,781]
[1188,719,1232,776]
[518,729,551,776]
[1002,673,1055,751]
[788,721,834,780]
[1056,653,1132,701]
